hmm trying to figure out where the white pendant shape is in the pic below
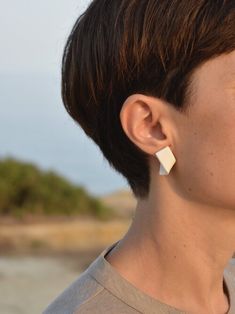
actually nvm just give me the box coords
[155,146,176,175]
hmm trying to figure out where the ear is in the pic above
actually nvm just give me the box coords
[119,94,175,155]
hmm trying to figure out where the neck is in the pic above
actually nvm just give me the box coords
[106,177,235,313]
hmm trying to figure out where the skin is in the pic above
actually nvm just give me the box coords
[105,50,235,314]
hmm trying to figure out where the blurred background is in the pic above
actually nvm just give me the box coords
[0,1,136,313]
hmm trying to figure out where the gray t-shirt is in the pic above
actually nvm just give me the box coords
[43,240,235,314]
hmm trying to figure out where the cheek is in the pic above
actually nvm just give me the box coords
[173,113,235,209]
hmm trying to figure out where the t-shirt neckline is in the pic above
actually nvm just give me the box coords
[88,240,235,314]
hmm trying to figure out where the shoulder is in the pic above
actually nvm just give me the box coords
[42,241,122,314]
[42,269,103,314]
[42,268,137,314]
[72,286,138,314]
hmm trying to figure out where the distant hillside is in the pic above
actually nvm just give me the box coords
[99,189,136,219]
[0,156,117,220]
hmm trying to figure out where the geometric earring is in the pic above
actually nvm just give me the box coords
[155,146,176,175]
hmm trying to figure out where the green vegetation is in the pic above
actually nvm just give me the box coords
[0,156,115,220]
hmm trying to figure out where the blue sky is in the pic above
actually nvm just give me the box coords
[0,1,129,196]
[0,0,90,74]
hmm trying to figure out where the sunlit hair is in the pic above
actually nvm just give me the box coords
[61,0,235,199]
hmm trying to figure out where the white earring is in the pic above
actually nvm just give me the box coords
[155,146,176,175]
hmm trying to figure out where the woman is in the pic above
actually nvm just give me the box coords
[43,0,235,313]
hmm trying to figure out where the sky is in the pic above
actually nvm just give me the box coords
[0,0,90,75]
[0,0,129,196]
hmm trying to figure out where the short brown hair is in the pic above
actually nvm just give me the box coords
[61,0,235,199]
